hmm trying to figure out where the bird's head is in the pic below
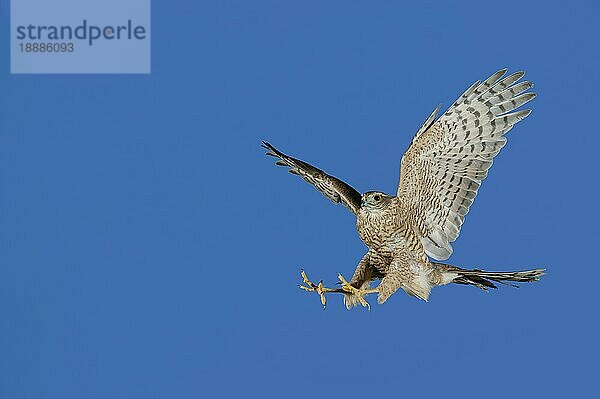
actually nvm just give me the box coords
[360,191,393,212]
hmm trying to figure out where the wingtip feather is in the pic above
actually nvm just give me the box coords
[261,141,284,158]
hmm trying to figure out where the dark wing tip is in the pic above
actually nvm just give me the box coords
[260,140,273,150]
[262,141,294,170]
[261,140,281,157]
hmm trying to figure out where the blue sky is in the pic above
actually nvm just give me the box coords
[1,1,599,398]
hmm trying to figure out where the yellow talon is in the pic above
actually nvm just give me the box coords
[338,273,372,310]
[299,270,375,309]
[299,270,312,290]
[298,269,336,309]
[316,281,326,307]
[337,273,351,288]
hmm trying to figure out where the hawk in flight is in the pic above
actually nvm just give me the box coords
[263,69,544,309]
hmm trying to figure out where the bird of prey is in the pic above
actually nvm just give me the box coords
[262,69,544,309]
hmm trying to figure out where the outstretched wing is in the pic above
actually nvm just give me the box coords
[398,69,536,260]
[262,141,362,215]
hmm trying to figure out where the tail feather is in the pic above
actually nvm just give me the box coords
[435,263,545,291]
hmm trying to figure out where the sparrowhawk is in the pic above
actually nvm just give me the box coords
[263,69,544,309]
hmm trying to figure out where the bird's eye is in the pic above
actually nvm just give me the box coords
[373,195,381,201]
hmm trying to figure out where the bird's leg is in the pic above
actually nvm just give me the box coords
[298,269,344,309]
[337,274,379,310]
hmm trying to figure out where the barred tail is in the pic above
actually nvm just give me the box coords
[434,263,545,290]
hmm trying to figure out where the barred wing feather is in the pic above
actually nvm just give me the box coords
[262,141,362,215]
[397,69,536,260]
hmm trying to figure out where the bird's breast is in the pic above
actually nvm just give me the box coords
[356,208,406,251]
